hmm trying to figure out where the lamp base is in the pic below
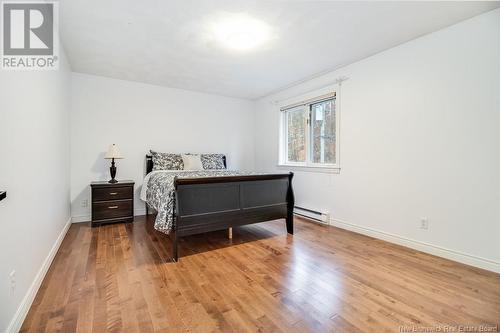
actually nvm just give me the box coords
[109,159,117,183]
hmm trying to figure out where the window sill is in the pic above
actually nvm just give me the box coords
[276,164,340,174]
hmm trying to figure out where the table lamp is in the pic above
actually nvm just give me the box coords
[104,144,123,183]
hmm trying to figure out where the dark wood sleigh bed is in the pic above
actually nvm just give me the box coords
[145,155,294,262]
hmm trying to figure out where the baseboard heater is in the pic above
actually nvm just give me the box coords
[294,206,330,224]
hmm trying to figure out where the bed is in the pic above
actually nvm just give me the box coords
[141,154,294,261]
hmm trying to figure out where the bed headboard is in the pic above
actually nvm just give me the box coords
[146,155,154,175]
[145,154,227,175]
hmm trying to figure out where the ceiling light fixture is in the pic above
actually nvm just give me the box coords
[212,13,272,51]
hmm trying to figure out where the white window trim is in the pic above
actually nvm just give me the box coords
[278,91,340,172]
[276,163,340,174]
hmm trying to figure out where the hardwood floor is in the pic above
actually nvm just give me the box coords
[22,216,500,332]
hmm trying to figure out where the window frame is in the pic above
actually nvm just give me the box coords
[279,92,340,171]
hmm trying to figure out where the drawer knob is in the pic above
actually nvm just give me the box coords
[108,206,119,209]
[109,192,118,195]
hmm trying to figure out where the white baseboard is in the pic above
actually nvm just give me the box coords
[71,214,91,223]
[330,218,500,274]
[6,217,72,333]
[71,208,147,223]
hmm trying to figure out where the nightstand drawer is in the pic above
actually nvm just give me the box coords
[90,180,135,226]
[92,186,133,202]
[92,200,133,220]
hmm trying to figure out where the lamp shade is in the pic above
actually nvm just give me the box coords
[104,144,123,159]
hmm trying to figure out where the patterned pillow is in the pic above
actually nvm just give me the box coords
[150,151,184,170]
[201,154,226,170]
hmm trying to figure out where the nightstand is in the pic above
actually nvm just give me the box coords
[90,180,134,227]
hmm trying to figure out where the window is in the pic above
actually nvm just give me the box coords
[280,93,338,169]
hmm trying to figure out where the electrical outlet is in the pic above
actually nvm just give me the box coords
[9,270,16,292]
[81,199,88,208]
[420,218,429,230]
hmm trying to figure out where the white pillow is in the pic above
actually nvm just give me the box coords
[181,154,204,170]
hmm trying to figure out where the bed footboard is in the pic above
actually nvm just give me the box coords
[171,173,294,261]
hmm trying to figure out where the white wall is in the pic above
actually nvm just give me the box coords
[0,53,72,330]
[70,73,256,221]
[254,9,500,271]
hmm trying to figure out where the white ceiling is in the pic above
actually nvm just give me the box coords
[60,1,500,99]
